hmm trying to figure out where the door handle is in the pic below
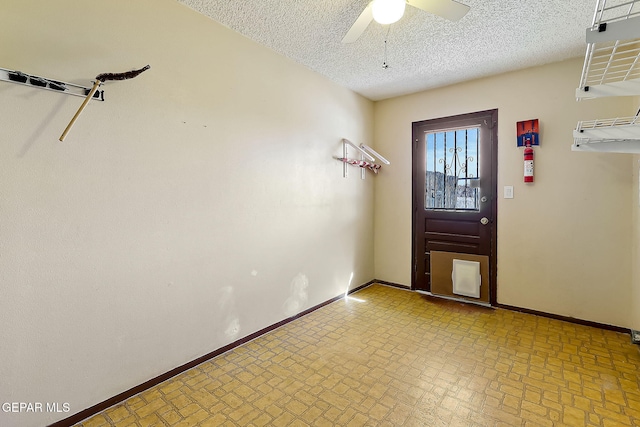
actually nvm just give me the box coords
[480,217,489,225]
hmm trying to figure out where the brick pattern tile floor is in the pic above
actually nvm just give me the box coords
[76,284,640,426]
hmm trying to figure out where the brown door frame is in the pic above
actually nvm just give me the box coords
[411,109,498,305]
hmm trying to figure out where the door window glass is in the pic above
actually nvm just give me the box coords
[424,127,480,211]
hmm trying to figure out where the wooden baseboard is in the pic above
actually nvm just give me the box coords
[372,280,628,335]
[372,279,410,290]
[495,303,629,334]
[49,278,628,426]
[48,279,376,427]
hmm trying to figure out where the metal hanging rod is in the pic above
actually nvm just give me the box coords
[0,67,104,101]
[343,138,375,161]
[360,143,390,165]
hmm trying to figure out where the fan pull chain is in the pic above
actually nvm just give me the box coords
[382,26,391,69]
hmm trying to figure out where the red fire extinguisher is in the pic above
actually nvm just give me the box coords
[524,142,534,183]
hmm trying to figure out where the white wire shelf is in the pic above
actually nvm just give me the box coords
[573,116,640,152]
[576,115,639,130]
[572,139,640,152]
[576,0,640,99]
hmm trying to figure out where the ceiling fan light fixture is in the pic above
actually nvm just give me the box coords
[371,0,406,25]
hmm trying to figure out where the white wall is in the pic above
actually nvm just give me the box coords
[374,58,635,328]
[0,1,374,426]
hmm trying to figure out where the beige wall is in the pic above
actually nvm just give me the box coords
[0,1,374,426]
[633,96,640,333]
[374,58,635,328]
[633,152,640,331]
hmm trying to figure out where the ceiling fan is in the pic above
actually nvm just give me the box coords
[342,0,470,43]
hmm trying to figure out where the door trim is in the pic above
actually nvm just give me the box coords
[411,109,498,306]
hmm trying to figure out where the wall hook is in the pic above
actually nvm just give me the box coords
[337,138,390,179]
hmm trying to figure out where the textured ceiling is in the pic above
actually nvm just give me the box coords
[178,0,597,101]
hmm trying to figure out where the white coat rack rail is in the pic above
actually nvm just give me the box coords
[0,67,105,101]
[336,138,390,179]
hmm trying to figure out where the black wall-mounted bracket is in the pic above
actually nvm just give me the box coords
[0,67,105,101]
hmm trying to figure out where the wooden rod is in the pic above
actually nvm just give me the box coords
[59,80,101,142]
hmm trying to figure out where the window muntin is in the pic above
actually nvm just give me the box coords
[424,127,480,211]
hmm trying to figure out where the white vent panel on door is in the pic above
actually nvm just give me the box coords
[452,259,481,298]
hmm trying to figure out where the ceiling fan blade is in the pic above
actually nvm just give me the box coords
[406,0,470,21]
[342,3,374,43]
